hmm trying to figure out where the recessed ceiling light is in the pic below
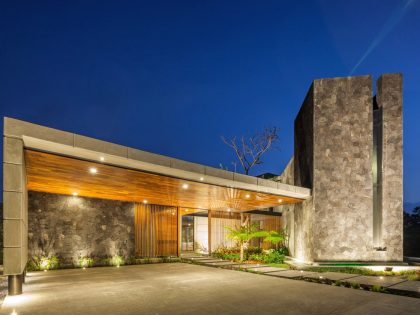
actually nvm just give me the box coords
[143,200,148,204]
[89,167,97,174]
[72,192,78,197]
[182,183,189,189]
[278,199,283,203]
[185,209,189,212]
[198,205,202,209]
[245,194,250,198]
[199,177,204,181]
[227,208,231,212]
[100,156,105,162]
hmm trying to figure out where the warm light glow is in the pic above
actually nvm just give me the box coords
[99,156,105,162]
[278,199,283,203]
[143,200,148,204]
[319,276,323,279]
[379,276,384,279]
[11,310,17,315]
[199,177,204,181]
[83,267,86,270]
[185,209,189,212]
[227,208,231,212]
[245,194,250,198]
[182,183,189,189]
[89,167,97,174]
[72,192,78,197]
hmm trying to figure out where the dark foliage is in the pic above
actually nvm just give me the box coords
[404,207,420,257]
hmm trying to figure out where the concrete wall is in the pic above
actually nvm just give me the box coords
[28,192,135,266]
[279,74,403,262]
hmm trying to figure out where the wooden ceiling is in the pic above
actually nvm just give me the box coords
[25,150,303,212]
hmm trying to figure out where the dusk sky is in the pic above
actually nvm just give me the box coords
[0,1,419,206]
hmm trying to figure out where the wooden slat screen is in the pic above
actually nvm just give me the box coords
[135,203,178,257]
[251,214,282,249]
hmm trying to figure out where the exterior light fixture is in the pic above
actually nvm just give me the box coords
[227,208,231,212]
[143,200,148,204]
[83,267,86,270]
[379,276,384,280]
[319,276,323,279]
[89,167,97,174]
[72,192,78,197]
[199,177,204,181]
[278,199,283,203]
[11,310,17,315]
[185,209,189,212]
[100,156,105,162]
[182,183,189,189]
[245,194,250,198]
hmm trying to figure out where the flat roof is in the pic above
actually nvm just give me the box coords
[4,117,311,209]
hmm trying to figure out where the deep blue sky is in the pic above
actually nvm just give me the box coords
[0,1,419,206]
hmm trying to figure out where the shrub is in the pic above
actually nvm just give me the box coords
[351,282,361,289]
[333,280,342,286]
[110,255,125,267]
[78,257,94,268]
[27,255,60,271]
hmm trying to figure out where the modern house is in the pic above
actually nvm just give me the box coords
[2,73,403,295]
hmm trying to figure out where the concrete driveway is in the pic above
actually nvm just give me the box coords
[1,263,419,315]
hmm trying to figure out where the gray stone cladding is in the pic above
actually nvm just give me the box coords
[277,74,403,262]
[28,191,135,266]
[376,74,403,261]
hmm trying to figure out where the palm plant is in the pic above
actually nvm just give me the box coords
[225,223,268,262]
[263,230,286,250]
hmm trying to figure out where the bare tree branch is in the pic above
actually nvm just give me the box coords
[221,127,279,175]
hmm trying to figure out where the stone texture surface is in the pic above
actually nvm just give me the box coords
[28,192,135,265]
[278,74,403,262]
[312,76,374,261]
[376,74,403,261]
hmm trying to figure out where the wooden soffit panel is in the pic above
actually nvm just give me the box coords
[25,150,303,212]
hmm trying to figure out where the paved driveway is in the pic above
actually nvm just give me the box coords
[1,263,419,315]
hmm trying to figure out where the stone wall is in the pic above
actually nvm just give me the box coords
[279,74,403,262]
[28,192,135,266]
[376,74,403,260]
[312,76,375,261]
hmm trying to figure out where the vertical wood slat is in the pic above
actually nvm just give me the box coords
[208,210,212,254]
[134,203,178,257]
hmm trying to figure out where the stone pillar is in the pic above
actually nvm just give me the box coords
[3,132,27,294]
[376,74,403,261]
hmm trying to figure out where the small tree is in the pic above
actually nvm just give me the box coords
[225,223,268,262]
[221,127,279,175]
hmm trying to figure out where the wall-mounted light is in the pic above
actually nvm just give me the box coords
[89,167,97,174]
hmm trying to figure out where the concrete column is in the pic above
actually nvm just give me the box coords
[3,134,27,295]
